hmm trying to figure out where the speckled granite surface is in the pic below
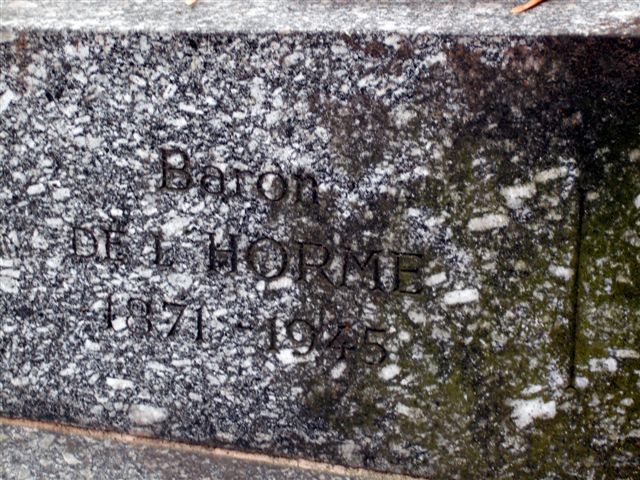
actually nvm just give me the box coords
[0,422,366,480]
[1,1,639,479]
[2,0,640,36]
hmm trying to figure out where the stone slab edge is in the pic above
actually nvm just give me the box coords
[0,416,420,480]
[1,0,640,37]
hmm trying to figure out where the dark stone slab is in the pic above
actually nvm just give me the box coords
[1,1,639,478]
[0,421,367,480]
[571,133,640,476]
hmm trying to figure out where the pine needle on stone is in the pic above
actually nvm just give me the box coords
[512,0,546,14]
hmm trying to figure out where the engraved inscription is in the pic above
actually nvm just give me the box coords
[98,292,388,364]
[64,149,435,367]
[159,148,319,205]
[71,230,432,295]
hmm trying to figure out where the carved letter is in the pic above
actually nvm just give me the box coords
[339,248,383,292]
[201,166,225,195]
[103,227,126,261]
[208,234,238,275]
[72,226,98,258]
[391,251,423,294]
[297,241,336,286]
[160,148,193,191]
[246,236,288,279]
[126,297,152,335]
[229,168,251,197]
[294,173,319,205]
[257,172,288,202]
[153,231,173,268]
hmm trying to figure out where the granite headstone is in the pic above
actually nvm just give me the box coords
[1,1,639,478]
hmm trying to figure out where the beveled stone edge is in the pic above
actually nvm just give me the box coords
[1,0,639,37]
[0,416,424,480]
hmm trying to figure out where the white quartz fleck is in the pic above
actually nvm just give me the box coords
[276,349,302,365]
[330,362,346,379]
[61,452,82,466]
[586,191,600,202]
[379,363,401,381]
[129,404,168,425]
[167,117,187,128]
[574,376,589,389]
[589,357,618,373]
[549,264,574,281]
[63,43,89,58]
[500,183,536,209]
[52,187,70,200]
[72,71,87,84]
[422,52,447,67]
[425,272,447,287]
[509,398,556,428]
[106,378,134,390]
[0,276,19,294]
[0,268,20,278]
[167,272,193,290]
[129,74,146,87]
[393,105,417,127]
[171,359,192,368]
[0,88,17,113]
[431,325,451,341]
[534,167,568,183]
[339,440,358,461]
[111,317,127,331]
[268,276,293,290]
[60,365,77,377]
[467,213,509,232]
[383,34,402,48]
[26,183,45,195]
[443,288,480,305]
[613,349,639,359]
[522,384,544,396]
[265,110,281,126]
[61,104,77,117]
[45,218,63,228]
[30,229,47,249]
[408,310,426,325]
[395,403,421,418]
[147,361,170,371]
[548,368,564,389]
[90,404,104,415]
[0,258,14,268]
[178,102,199,114]
[161,216,190,236]
[10,377,29,387]
[110,207,123,217]
[331,44,348,56]
[83,339,100,352]
[188,393,202,402]
[283,52,303,67]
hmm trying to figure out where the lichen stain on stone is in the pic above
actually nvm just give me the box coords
[311,92,392,180]
[302,36,593,476]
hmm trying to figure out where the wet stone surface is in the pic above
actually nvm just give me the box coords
[0,422,362,480]
[1,2,639,479]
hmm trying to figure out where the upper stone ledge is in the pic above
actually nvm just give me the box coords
[1,0,639,37]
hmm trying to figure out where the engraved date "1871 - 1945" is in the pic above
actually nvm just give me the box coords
[100,292,388,365]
